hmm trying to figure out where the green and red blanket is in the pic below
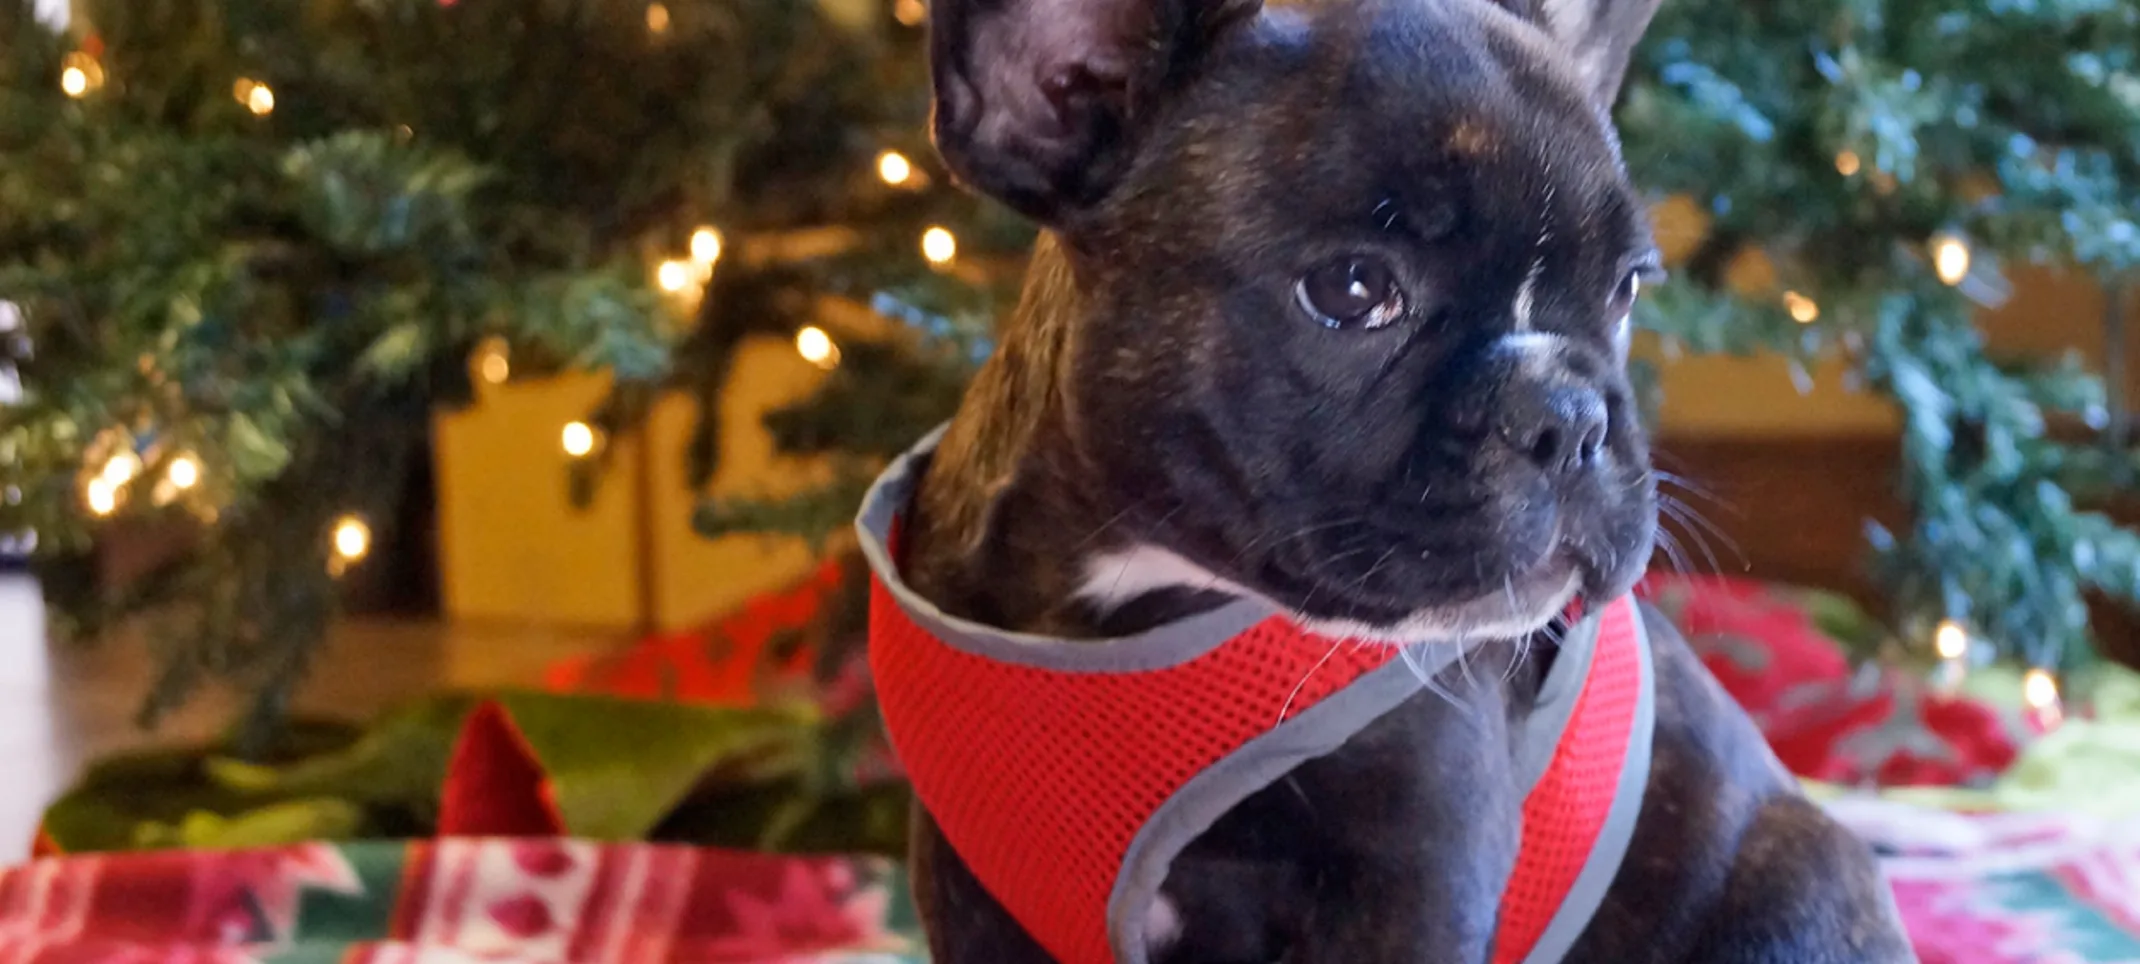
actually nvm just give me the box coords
[0,838,923,963]
[4,818,2139,963]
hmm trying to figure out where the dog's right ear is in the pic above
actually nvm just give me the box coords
[929,0,1259,223]
[1514,0,1665,109]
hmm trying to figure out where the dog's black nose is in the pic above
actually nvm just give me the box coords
[1497,383,1609,479]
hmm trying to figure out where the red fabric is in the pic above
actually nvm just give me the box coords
[1490,597,1644,964]
[438,701,567,837]
[1763,669,2026,787]
[1636,573,2030,788]
[1635,573,1849,723]
[871,573,1642,964]
[542,559,846,706]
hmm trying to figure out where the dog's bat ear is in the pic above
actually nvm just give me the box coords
[928,0,1259,222]
[1514,0,1665,108]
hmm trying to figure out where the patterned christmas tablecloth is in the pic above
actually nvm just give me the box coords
[4,822,2139,963]
[1826,800,2140,964]
[0,838,925,964]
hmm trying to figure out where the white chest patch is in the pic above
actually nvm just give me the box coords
[1074,543,1574,646]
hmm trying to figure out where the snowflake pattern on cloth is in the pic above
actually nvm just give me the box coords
[0,839,917,964]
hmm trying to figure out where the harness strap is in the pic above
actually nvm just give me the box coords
[858,425,1653,964]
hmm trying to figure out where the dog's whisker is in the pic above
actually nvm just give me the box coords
[1407,644,1467,708]
[1503,631,1534,683]
[1652,469,1742,517]
[1072,501,1148,551]
[1652,526,1694,576]
[1279,637,1348,725]
[1655,499,1719,573]
[1659,495,1746,573]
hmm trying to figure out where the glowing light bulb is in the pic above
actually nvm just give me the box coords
[1782,290,1819,324]
[2023,668,2059,710]
[656,259,695,293]
[1931,234,1971,286]
[894,0,926,25]
[646,2,671,32]
[474,338,510,385]
[331,515,371,562]
[1835,150,1861,176]
[100,451,141,486]
[246,81,275,116]
[921,226,957,264]
[100,452,140,487]
[167,454,200,490]
[562,421,598,458]
[795,326,840,369]
[84,478,117,516]
[1934,620,1967,660]
[690,227,723,267]
[878,151,914,186]
[60,52,101,97]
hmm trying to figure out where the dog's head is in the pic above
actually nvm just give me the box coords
[930,0,1664,642]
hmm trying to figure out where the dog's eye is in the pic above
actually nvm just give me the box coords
[1297,256,1405,330]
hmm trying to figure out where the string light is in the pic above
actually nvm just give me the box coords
[646,2,671,33]
[166,454,200,490]
[689,226,723,267]
[1934,620,1968,660]
[59,52,102,98]
[561,421,598,458]
[656,259,695,293]
[1782,290,1819,324]
[1835,150,1861,176]
[795,326,840,369]
[2023,667,2063,730]
[101,450,142,486]
[473,337,510,386]
[893,0,926,25]
[331,515,371,563]
[877,151,913,186]
[84,477,117,516]
[921,226,957,264]
[234,77,275,116]
[1931,233,1971,286]
[2023,668,2059,707]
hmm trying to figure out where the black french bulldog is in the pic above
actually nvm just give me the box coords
[884,0,1919,960]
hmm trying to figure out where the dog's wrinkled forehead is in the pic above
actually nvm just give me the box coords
[1106,0,1637,241]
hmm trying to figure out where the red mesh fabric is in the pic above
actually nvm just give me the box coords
[871,569,1642,964]
[869,579,1400,964]
[1490,596,1644,964]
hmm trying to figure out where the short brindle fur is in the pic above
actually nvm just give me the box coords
[892,0,1917,959]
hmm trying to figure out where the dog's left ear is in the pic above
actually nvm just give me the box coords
[1509,0,1665,108]
[928,0,1261,223]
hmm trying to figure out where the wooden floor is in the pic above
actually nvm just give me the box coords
[0,574,628,863]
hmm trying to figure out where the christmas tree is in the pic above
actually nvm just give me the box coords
[0,0,1024,749]
[1618,0,2140,680]
[5,0,2139,756]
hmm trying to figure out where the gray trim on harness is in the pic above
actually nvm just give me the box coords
[1104,613,1620,964]
[1520,606,1656,964]
[857,424,1280,673]
[1104,658,1436,964]
[855,424,1646,964]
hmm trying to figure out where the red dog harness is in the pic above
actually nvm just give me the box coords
[858,427,1655,964]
